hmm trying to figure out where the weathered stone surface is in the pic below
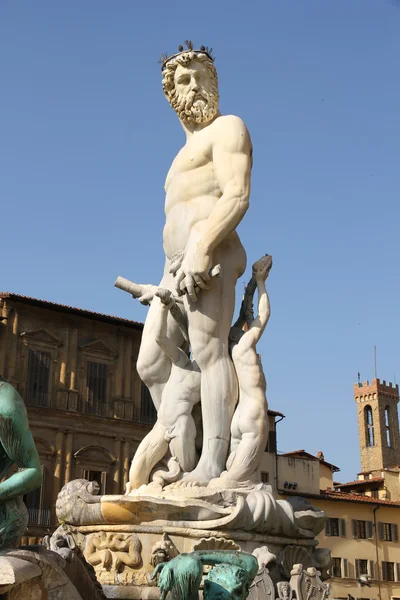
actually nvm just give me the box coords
[1,545,106,600]
[0,555,42,588]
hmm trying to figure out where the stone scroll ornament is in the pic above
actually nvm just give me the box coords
[151,550,258,600]
[55,479,327,540]
[0,378,42,549]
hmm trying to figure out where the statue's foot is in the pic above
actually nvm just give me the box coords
[208,475,254,490]
[165,464,220,489]
[208,476,236,490]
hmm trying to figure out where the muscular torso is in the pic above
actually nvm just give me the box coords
[232,346,267,398]
[163,116,237,258]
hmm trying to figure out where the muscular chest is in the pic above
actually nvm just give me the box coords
[165,134,213,192]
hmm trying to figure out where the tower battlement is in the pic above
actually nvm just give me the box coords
[354,378,399,401]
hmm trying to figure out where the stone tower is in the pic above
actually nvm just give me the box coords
[354,378,400,473]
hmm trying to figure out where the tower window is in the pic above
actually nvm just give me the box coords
[364,405,374,447]
[384,406,391,447]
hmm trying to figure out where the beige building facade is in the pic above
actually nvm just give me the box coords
[3,290,399,599]
[278,378,400,600]
[0,292,156,543]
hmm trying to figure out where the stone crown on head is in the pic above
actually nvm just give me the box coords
[160,40,215,71]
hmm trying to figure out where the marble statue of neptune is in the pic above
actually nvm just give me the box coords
[130,44,252,488]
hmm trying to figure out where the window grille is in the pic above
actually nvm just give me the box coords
[326,518,346,537]
[355,559,368,578]
[26,349,51,407]
[332,557,342,578]
[382,561,395,581]
[86,361,107,416]
[138,383,157,425]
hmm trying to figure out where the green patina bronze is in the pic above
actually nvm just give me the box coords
[152,549,258,600]
[0,378,42,549]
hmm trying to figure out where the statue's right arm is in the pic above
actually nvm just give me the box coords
[0,390,42,501]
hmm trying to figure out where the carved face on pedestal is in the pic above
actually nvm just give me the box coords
[162,52,219,124]
[279,581,290,600]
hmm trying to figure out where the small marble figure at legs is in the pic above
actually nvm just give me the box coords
[0,378,42,549]
[127,289,201,491]
[210,255,272,488]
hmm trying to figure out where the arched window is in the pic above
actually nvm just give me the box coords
[365,406,374,447]
[385,406,391,447]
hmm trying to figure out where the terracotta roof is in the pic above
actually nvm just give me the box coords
[335,477,384,488]
[280,449,340,472]
[0,292,143,331]
[283,489,400,508]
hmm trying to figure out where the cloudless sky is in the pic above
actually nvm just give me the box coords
[1,1,399,482]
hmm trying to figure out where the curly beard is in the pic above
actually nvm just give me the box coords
[170,88,219,124]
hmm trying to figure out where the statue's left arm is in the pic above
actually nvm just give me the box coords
[236,257,272,354]
[176,116,252,299]
[0,383,42,502]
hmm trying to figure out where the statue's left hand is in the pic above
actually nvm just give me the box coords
[174,247,212,302]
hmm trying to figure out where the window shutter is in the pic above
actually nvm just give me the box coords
[366,520,374,539]
[355,560,360,578]
[382,562,387,581]
[378,522,384,540]
[396,563,400,582]
[352,519,358,538]
[369,560,375,578]
[339,518,346,537]
[393,523,399,542]
[342,558,349,578]
[325,519,331,536]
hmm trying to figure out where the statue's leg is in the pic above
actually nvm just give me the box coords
[126,421,168,492]
[169,414,197,472]
[225,408,241,470]
[181,238,246,484]
[136,273,184,409]
[220,394,268,483]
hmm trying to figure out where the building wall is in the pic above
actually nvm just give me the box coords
[277,455,320,495]
[258,414,278,486]
[0,296,155,542]
[380,471,400,502]
[312,498,400,600]
[319,462,335,491]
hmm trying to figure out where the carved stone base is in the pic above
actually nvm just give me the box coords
[52,480,331,598]
[55,522,320,594]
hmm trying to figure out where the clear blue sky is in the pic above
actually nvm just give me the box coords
[2,1,399,482]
